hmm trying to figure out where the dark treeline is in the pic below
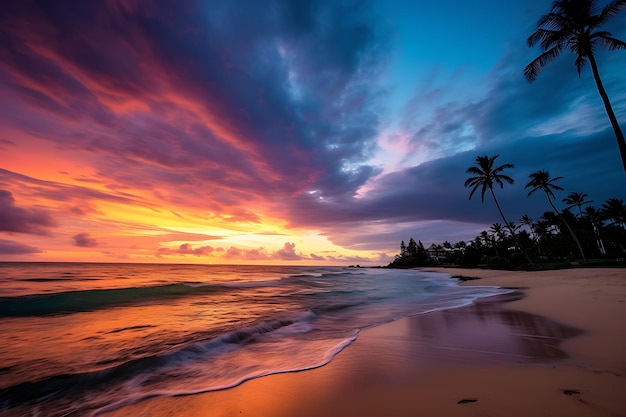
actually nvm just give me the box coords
[389,196,626,270]
[391,0,626,270]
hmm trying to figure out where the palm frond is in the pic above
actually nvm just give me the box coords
[597,0,626,25]
[467,183,479,200]
[538,12,568,30]
[465,167,484,176]
[540,30,569,51]
[499,174,515,185]
[528,28,558,48]
[526,186,541,196]
[524,46,563,81]
[492,163,514,173]
[464,176,480,187]
[575,54,588,76]
[599,35,626,50]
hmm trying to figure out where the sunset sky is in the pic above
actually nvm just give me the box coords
[1,0,625,265]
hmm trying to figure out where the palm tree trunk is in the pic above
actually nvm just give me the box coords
[528,224,545,258]
[588,54,626,175]
[546,194,587,262]
[490,188,536,266]
[591,220,606,255]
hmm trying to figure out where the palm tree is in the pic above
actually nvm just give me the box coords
[584,206,607,254]
[465,155,536,266]
[519,214,535,234]
[601,198,626,227]
[520,214,545,257]
[562,192,593,218]
[490,223,507,241]
[540,211,561,235]
[526,170,587,262]
[601,198,626,253]
[524,0,626,174]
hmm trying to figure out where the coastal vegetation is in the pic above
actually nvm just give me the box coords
[389,156,625,270]
[389,0,626,271]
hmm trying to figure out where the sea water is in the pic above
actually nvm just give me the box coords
[0,263,509,416]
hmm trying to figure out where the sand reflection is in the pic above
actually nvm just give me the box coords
[102,293,584,417]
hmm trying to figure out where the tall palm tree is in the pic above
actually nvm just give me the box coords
[465,155,536,266]
[526,170,587,262]
[524,0,626,174]
[562,191,593,218]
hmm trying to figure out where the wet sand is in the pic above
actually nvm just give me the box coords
[102,268,626,417]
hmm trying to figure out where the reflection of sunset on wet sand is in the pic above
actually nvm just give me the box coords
[102,267,626,417]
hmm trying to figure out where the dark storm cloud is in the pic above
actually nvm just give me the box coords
[0,0,389,212]
[282,31,626,249]
[0,190,57,235]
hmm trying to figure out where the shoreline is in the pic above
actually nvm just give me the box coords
[102,267,626,417]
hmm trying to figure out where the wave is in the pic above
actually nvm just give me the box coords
[0,283,228,317]
[96,333,358,417]
[0,271,338,317]
[0,311,340,417]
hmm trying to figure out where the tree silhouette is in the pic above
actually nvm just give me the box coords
[562,191,593,217]
[520,214,544,257]
[526,170,586,262]
[407,238,418,257]
[400,240,407,258]
[601,198,626,227]
[465,155,536,266]
[524,0,626,174]
[600,198,626,254]
[585,206,607,254]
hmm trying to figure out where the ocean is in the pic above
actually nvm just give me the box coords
[0,263,509,416]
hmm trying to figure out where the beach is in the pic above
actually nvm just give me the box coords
[102,267,626,417]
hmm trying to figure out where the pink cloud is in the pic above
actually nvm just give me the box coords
[156,243,215,257]
[0,190,57,235]
[73,232,98,248]
[0,238,41,254]
[274,242,302,260]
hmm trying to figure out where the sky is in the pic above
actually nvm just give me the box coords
[1,0,625,265]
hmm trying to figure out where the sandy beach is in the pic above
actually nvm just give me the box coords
[102,267,626,417]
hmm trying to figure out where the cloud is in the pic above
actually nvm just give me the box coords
[277,31,626,248]
[155,241,312,262]
[0,0,390,219]
[0,190,57,235]
[73,232,98,248]
[274,242,302,260]
[0,0,623,262]
[0,238,41,254]
[0,169,143,208]
[156,243,215,257]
